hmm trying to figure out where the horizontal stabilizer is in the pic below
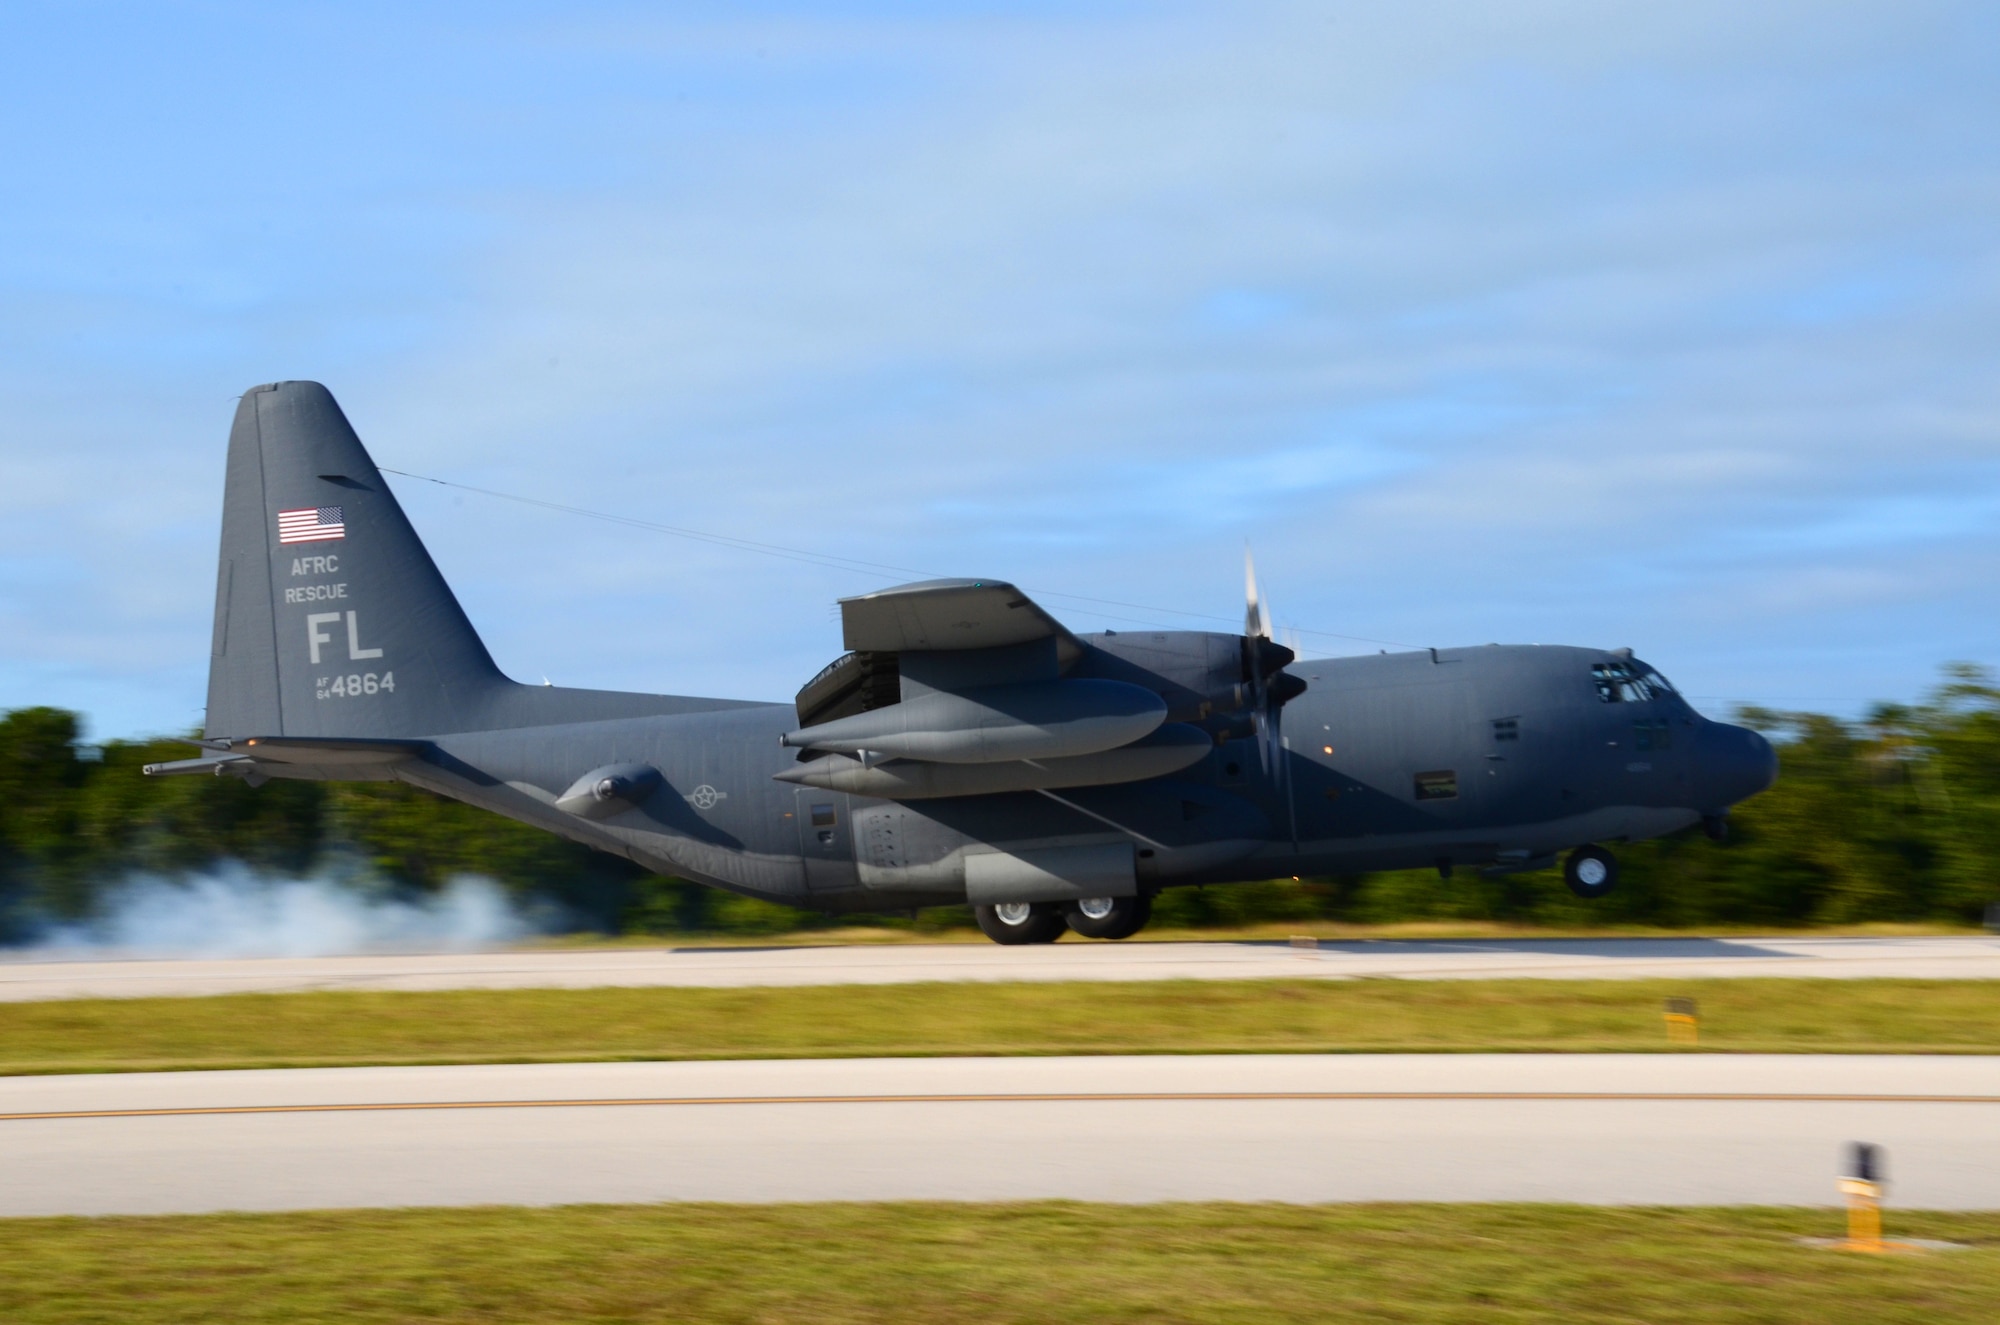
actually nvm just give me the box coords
[145,735,429,779]
[141,753,255,778]
[225,736,429,766]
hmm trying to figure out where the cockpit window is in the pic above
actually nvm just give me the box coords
[1591,660,1675,703]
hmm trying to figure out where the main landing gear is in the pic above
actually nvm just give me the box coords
[1063,893,1151,940]
[973,894,1154,944]
[973,902,1067,945]
[1564,844,1619,899]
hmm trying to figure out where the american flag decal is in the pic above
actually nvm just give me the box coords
[278,506,346,544]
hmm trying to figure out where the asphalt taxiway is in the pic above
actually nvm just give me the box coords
[3,1054,1996,1216]
[2,935,1995,1001]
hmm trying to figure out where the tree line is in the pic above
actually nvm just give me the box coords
[2,664,1995,939]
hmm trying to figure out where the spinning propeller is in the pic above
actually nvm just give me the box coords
[1242,548,1307,776]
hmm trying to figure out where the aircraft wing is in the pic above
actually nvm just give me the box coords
[797,580,1084,730]
[786,579,1212,798]
[839,579,1080,655]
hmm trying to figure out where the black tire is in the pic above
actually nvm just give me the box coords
[1564,844,1619,899]
[1063,893,1153,940]
[974,902,1068,945]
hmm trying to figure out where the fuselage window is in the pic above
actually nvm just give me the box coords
[1492,717,1519,741]
[1414,770,1459,801]
[1633,719,1672,751]
[1591,661,1676,703]
[810,803,837,828]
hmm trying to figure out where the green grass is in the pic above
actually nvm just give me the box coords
[2,1202,1996,1323]
[6,978,2000,1076]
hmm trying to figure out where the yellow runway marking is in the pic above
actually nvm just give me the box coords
[6,1090,2000,1122]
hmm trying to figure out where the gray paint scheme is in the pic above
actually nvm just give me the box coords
[781,678,1168,763]
[965,843,1137,905]
[161,382,1780,920]
[840,579,1081,657]
[776,723,1211,798]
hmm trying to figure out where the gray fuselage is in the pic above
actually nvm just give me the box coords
[397,636,1777,911]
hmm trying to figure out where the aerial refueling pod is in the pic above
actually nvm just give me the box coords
[778,678,1167,764]
[775,722,1210,798]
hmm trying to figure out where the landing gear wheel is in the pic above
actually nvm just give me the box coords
[974,902,1068,945]
[1564,844,1619,899]
[1063,893,1153,941]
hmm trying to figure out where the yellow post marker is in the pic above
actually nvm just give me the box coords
[1663,996,1698,1045]
[1838,1143,1892,1253]
[1809,1143,1962,1255]
[1838,1178,1883,1250]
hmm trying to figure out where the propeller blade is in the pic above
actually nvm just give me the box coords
[1243,545,1273,772]
[1241,554,1304,853]
[1244,546,1272,641]
[1241,547,1301,779]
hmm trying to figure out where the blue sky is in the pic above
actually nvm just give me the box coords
[3,1,1997,740]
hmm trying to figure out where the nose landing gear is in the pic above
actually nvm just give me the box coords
[1564,844,1619,899]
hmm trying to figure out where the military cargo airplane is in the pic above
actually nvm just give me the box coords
[146,381,1779,943]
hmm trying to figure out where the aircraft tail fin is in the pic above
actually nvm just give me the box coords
[203,381,509,740]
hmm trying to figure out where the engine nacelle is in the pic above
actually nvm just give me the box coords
[1074,631,1301,730]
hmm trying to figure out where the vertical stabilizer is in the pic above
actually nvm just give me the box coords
[204,381,508,739]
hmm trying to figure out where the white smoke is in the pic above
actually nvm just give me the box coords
[23,864,551,958]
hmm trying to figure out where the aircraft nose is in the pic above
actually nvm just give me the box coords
[1697,720,1779,810]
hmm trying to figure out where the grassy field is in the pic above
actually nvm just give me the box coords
[2,1202,1995,1323]
[5,978,1999,1075]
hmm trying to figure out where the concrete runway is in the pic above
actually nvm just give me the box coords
[3,935,1997,1001]
[3,1054,1997,1216]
